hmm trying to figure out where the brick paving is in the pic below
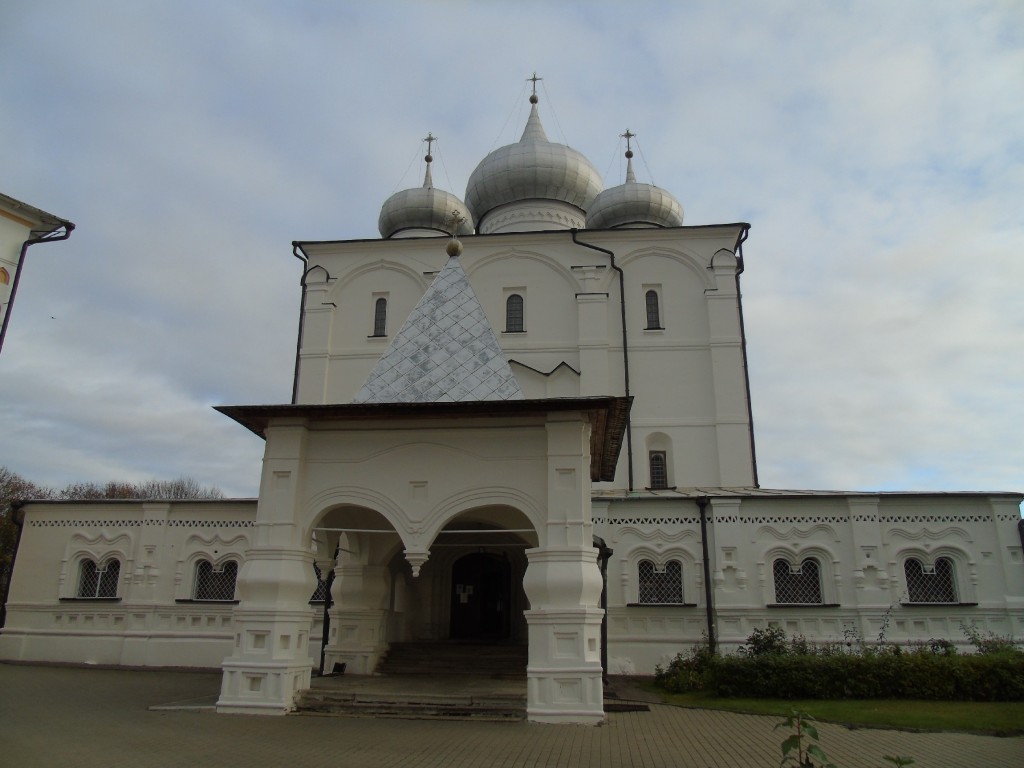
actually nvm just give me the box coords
[1,663,1021,767]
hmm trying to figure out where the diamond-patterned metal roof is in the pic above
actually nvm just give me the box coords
[352,255,524,403]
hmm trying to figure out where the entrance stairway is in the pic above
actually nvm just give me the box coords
[294,642,529,720]
[294,688,527,721]
[377,641,528,679]
[294,642,649,720]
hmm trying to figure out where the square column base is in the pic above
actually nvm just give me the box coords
[525,608,604,724]
[322,609,388,674]
[526,668,605,724]
[216,660,312,715]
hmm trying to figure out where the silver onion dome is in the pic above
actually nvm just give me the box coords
[586,134,683,230]
[464,95,603,232]
[379,140,474,239]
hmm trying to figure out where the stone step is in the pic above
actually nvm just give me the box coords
[376,642,527,678]
[294,690,527,721]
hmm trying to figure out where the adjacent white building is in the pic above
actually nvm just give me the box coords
[2,91,1021,724]
[0,193,74,356]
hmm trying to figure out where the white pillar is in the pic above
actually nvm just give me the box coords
[523,547,605,724]
[523,414,604,724]
[323,556,390,675]
[217,420,316,715]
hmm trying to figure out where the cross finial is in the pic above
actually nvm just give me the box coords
[620,129,636,152]
[528,72,542,95]
[447,208,466,236]
[423,132,436,160]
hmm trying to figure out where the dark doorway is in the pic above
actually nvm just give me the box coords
[450,552,512,640]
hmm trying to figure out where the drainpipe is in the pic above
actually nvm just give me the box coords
[291,242,309,405]
[0,504,26,628]
[697,496,717,655]
[732,225,759,487]
[0,221,75,358]
[570,230,634,490]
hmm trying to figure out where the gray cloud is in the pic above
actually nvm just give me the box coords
[1,1,1020,504]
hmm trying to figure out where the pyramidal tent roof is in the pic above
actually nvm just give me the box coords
[352,254,524,403]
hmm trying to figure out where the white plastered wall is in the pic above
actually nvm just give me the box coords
[598,493,1024,675]
[0,500,260,668]
[294,226,755,490]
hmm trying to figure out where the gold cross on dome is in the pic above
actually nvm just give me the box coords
[620,129,636,152]
[423,132,436,155]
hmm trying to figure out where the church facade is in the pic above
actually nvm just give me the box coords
[2,90,1021,723]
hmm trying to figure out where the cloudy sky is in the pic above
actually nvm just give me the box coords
[1,1,1021,502]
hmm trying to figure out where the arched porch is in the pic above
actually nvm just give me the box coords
[310,504,538,675]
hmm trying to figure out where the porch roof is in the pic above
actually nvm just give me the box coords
[215,396,631,482]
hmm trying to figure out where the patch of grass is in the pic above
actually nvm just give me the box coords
[642,683,1024,736]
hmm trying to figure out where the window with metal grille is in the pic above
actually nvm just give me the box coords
[372,297,387,337]
[638,559,683,604]
[645,290,661,329]
[773,558,823,604]
[193,560,238,601]
[649,451,668,489]
[310,562,330,602]
[904,557,957,603]
[76,559,120,598]
[505,294,524,332]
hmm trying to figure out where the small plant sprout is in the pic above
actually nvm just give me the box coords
[775,710,836,768]
[882,757,915,767]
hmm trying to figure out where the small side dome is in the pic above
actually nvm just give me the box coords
[379,135,474,239]
[465,90,603,234]
[586,131,683,230]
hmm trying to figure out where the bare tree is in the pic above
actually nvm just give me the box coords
[56,476,224,500]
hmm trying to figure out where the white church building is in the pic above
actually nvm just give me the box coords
[2,87,1021,724]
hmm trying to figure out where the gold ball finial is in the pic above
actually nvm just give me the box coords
[446,238,463,257]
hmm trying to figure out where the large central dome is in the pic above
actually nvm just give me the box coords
[465,95,603,234]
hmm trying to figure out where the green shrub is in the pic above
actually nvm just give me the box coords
[654,642,715,693]
[738,625,789,656]
[654,627,1024,701]
[960,621,1022,656]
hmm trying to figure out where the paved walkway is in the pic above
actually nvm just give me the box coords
[1,663,1020,767]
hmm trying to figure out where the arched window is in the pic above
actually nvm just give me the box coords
[77,558,120,598]
[904,557,957,603]
[645,289,661,329]
[649,451,668,489]
[638,559,683,604]
[773,558,822,604]
[193,560,238,601]
[372,297,387,337]
[505,294,524,333]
